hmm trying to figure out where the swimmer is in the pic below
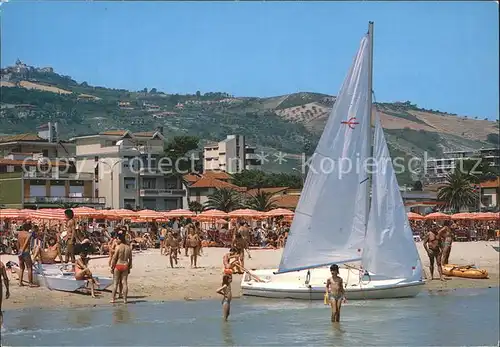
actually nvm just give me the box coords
[325,264,346,323]
[216,270,233,321]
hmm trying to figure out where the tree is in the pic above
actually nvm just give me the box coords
[244,191,277,211]
[205,188,242,212]
[412,180,423,191]
[163,136,200,175]
[486,133,499,145]
[188,201,204,213]
[458,158,499,182]
[437,171,477,212]
[142,88,148,96]
[196,91,201,98]
[150,88,157,94]
[231,170,302,189]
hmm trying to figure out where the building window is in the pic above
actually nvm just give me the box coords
[42,149,49,157]
[124,177,136,190]
[142,178,156,189]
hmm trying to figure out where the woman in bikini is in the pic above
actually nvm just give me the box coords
[216,270,233,321]
[75,252,99,298]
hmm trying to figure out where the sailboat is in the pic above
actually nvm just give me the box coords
[241,22,425,300]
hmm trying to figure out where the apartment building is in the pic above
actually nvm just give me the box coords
[0,124,102,208]
[0,156,101,208]
[425,147,500,184]
[72,129,187,210]
[203,135,261,174]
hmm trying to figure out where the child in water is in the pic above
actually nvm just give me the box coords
[216,269,233,321]
[325,264,346,322]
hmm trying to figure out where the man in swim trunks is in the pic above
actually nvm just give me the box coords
[325,264,346,323]
[186,229,199,268]
[439,220,453,265]
[216,270,232,321]
[75,251,99,298]
[0,260,10,327]
[17,223,35,287]
[110,232,132,304]
[64,209,77,264]
[423,227,444,281]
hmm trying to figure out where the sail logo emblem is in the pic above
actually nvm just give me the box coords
[341,117,359,129]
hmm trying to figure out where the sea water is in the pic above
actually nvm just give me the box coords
[1,288,498,346]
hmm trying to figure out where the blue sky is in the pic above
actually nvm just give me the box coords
[1,1,498,119]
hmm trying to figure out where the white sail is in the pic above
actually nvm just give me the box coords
[277,34,372,274]
[362,115,422,280]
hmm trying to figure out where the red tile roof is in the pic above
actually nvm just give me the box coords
[246,187,288,197]
[183,173,201,184]
[203,171,232,180]
[272,195,299,210]
[0,134,45,143]
[190,176,245,191]
[480,177,500,188]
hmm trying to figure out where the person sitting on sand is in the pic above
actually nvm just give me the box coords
[110,232,132,304]
[423,227,444,281]
[166,232,179,268]
[325,264,346,323]
[216,270,233,321]
[75,251,99,298]
[223,248,242,274]
[0,260,10,327]
[439,220,453,265]
[32,237,63,264]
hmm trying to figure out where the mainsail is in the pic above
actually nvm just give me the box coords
[277,34,372,274]
[361,115,422,280]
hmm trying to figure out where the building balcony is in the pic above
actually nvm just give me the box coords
[23,171,94,180]
[24,196,106,205]
[139,189,186,197]
[138,167,164,176]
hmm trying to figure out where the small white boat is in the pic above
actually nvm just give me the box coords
[242,22,425,300]
[242,267,423,300]
[11,263,113,292]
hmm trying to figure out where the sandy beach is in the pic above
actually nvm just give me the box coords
[1,241,498,310]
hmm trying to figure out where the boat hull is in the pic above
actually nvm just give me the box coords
[241,267,424,300]
[11,264,113,292]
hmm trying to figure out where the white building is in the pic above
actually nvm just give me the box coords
[71,129,187,210]
[425,147,500,184]
[203,135,261,174]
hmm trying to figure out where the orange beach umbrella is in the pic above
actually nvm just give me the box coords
[163,209,195,218]
[228,209,260,219]
[425,212,451,220]
[30,209,67,220]
[407,212,425,220]
[196,209,228,220]
[0,209,28,220]
[265,208,294,218]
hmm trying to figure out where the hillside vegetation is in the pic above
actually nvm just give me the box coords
[1,66,498,185]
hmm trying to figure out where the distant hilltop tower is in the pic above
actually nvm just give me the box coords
[37,122,59,143]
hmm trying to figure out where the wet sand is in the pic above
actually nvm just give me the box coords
[1,241,498,310]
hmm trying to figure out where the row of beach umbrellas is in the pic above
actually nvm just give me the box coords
[0,207,295,222]
[408,211,499,221]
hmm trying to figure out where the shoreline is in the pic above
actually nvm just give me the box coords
[2,242,499,311]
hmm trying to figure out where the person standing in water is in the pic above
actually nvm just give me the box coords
[110,232,132,304]
[423,226,444,281]
[440,220,453,265]
[325,264,346,323]
[0,260,10,327]
[216,270,233,321]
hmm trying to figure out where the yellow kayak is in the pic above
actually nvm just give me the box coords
[442,264,489,279]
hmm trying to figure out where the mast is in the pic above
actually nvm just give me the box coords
[365,21,374,233]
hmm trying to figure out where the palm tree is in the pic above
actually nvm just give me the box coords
[245,191,277,211]
[205,188,242,212]
[437,171,477,212]
[188,201,204,213]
